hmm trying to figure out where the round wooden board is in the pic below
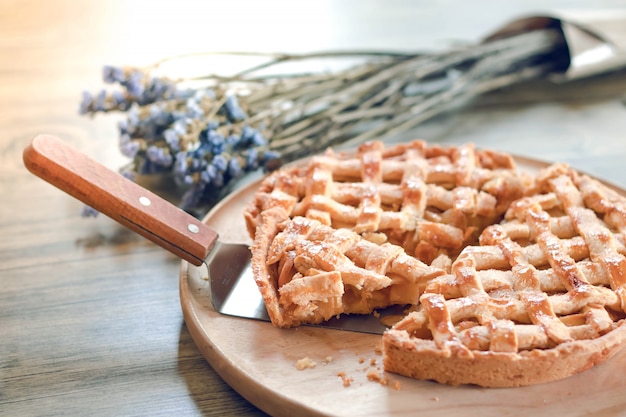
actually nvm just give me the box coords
[180,155,626,417]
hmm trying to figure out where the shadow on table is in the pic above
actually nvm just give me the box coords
[177,323,270,417]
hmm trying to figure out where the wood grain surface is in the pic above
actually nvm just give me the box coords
[2,1,626,416]
[182,156,626,417]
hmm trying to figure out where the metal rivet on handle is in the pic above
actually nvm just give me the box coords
[188,224,200,234]
[139,196,151,206]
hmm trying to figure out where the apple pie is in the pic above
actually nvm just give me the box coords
[244,140,626,387]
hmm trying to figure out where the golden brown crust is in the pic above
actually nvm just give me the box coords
[383,321,626,387]
[244,139,626,387]
[249,207,288,326]
[252,211,443,327]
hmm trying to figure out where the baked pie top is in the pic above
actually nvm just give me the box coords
[245,140,529,262]
[244,140,626,387]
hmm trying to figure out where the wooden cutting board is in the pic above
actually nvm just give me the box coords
[179,156,626,417]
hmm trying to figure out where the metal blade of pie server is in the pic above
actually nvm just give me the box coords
[207,241,396,334]
[208,241,270,321]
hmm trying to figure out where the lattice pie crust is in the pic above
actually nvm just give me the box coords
[243,140,626,387]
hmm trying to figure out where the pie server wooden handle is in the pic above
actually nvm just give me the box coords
[23,134,218,266]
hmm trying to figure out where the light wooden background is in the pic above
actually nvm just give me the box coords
[2,0,626,416]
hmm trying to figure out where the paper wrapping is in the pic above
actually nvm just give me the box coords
[485,10,626,81]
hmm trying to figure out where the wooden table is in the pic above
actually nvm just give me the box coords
[2,1,626,416]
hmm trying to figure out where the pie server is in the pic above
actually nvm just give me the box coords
[23,135,395,334]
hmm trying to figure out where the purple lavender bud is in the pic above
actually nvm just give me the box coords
[172,118,189,135]
[228,157,242,178]
[119,133,140,158]
[146,145,173,167]
[226,134,240,148]
[79,91,93,114]
[263,150,281,161]
[163,129,180,152]
[206,120,219,131]
[126,106,140,130]
[208,131,225,154]
[125,70,145,97]
[172,87,195,100]
[102,66,125,84]
[241,125,254,142]
[118,119,129,134]
[223,95,247,121]
[174,152,188,176]
[190,157,202,171]
[251,130,266,147]
[212,154,228,172]
[185,97,204,119]
[204,89,216,100]
[81,205,100,217]
[147,78,166,98]
[111,90,127,107]
[149,104,170,125]
[246,148,259,169]
[202,164,217,183]
[192,145,208,159]
[92,90,107,112]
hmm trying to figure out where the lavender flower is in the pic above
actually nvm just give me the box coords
[119,133,140,158]
[201,164,217,184]
[226,134,241,148]
[125,70,145,97]
[149,103,172,125]
[185,97,204,119]
[212,154,228,172]
[111,90,130,110]
[263,150,281,162]
[78,89,132,114]
[92,90,107,112]
[81,205,100,217]
[207,130,226,154]
[228,157,242,178]
[102,66,125,84]
[82,66,189,114]
[79,91,93,115]
[80,65,283,214]
[146,145,173,167]
[163,128,181,152]
[223,95,247,121]
[245,148,259,170]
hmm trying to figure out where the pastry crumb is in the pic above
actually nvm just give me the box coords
[366,369,388,385]
[362,357,400,389]
[296,357,316,370]
[337,371,353,387]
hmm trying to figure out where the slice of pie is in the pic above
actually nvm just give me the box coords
[383,163,626,386]
[245,140,527,326]
[244,140,626,387]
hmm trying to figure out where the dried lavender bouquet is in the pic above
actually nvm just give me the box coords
[80,27,568,215]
